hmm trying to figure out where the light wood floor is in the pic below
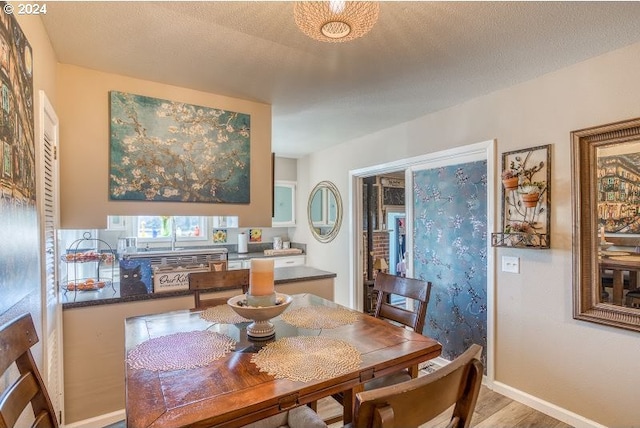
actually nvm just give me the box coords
[318,373,573,428]
[107,375,573,428]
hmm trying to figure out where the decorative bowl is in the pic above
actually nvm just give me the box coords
[227,293,292,338]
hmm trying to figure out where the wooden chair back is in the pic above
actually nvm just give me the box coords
[354,344,483,428]
[189,269,250,310]
[0,313,58,428]
[373,272,431,334]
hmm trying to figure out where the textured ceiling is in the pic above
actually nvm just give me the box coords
[41,1,640,158]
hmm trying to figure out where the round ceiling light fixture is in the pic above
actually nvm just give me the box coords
[294,1,380,43]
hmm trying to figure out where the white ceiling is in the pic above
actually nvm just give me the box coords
[41,1,640,158]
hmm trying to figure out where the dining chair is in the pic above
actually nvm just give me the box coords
[189,269,250,310]
[366,272,432,386]
[335,273,432,417]
[0,313,59,428]
[625,289,640,308]
[353,344,483,428]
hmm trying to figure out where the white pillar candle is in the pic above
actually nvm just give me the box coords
[249,259,275,296]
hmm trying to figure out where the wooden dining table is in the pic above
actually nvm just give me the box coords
[125,293,442,428]
[599,255,640,305]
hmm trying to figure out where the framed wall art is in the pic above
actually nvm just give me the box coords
[572,117,640,332]
[492,144,551,249]
[109,91,251,204]
[0,6,37,313]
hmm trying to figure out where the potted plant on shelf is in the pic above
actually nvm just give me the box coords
[518,182,545,208]
[505,221,535,246]
[501,169,520,191]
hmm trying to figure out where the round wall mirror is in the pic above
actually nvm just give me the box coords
[307,181,342,243]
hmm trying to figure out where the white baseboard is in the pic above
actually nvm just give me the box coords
[63,409,125,428]
[419,356,449,370]
[430,356,450,367]
[491,382,606,428]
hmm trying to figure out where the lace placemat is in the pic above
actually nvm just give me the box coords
[127,330,235,371]
[201,304,250,324]
[280,306,361,329]
[251,336,361,382]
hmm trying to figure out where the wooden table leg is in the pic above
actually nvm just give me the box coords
[343,384,364,424]
[613,269,624,305]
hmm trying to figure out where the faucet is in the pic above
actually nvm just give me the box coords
[171,217,177,251]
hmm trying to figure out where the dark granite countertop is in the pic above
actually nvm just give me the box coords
[61,266,335,310]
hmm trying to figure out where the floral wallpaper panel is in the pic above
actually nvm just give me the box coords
[412,160,487,366]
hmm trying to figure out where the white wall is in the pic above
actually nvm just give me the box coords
[275,156,297,181]
[293,41,640,427]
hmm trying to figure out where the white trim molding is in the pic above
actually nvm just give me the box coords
[492,382,607,428]
[63,409,125,428]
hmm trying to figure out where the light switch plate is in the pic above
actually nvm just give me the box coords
[502,256,520,273]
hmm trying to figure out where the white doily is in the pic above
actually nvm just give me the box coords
[127,330,235,371]
[281,306,360,329]
[251,336,361,382]
[201,304,250,324]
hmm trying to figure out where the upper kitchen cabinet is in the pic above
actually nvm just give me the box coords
[272,180,296,227]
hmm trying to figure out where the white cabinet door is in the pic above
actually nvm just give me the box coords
[231,256,305,269]
[272,181,296,227]
[273,256,305,268]
[227,260,243,270]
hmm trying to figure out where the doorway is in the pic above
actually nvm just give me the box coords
[349,140,495,379]
[360,173,406,313]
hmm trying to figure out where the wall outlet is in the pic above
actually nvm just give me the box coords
[502,256,520,273]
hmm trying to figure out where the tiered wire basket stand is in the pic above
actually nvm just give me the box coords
[61,231,116,299]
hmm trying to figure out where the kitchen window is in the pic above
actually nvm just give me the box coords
[135,216,208,242]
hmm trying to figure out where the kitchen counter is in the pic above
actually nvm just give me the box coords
[61,265,333,309]
[61,265,336,423]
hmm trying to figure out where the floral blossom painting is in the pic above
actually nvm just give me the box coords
[109,91,250,203]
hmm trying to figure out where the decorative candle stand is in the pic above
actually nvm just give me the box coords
[228,293,292,338]
[227,258,291,338]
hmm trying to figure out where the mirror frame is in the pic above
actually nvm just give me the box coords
[572,117,640,332]
[307,181,343,243]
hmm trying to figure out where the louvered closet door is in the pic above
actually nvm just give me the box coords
[39,90,63,424]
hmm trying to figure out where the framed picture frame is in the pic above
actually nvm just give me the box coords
[109,91,250,203]
[572,117,640,332]
[492,144,551,248]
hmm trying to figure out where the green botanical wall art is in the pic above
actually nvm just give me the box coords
[109,91,250,203]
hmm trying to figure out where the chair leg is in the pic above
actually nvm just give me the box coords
[408,363,419,378]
